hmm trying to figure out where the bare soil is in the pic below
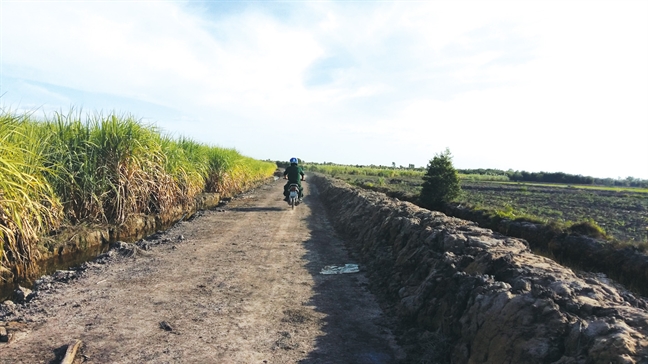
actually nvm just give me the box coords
[1,180,404,363]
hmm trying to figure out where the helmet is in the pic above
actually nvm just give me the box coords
[290,157,298,164]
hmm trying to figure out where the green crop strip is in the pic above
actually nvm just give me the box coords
[491,181,648,193]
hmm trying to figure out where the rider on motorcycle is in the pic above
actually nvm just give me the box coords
[283,157,305,201]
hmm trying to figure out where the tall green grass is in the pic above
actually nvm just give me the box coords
[0,110,276,280]
[0,113,62,278]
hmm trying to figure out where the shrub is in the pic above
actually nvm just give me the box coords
[419,149,461,210]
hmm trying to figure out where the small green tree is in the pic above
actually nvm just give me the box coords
[420,148,461,210]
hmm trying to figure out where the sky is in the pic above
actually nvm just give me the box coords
[1,0,647,179]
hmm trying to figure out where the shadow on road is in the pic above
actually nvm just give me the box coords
[296,185,403,364]
[228,207,286,212]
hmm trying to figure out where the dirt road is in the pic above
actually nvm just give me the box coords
[0,179,404,363]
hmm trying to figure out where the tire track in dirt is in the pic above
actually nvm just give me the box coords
[1,179,403,363]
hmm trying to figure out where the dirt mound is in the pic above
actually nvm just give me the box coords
[312,174,648,364]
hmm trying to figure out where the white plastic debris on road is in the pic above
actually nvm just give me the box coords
[320,264,359,275]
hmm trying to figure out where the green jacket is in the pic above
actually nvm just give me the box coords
[284,164,304,182]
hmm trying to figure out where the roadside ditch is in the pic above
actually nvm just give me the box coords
[0,192,221,302]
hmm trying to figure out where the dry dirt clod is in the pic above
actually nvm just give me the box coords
[159,321,174,332]
[1,300,16,314]
[13,286,32,304]
[0,323,17,344]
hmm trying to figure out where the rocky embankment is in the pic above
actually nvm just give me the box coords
[444,205,648,297]
[311,174,648,364]
[364,185,648,298]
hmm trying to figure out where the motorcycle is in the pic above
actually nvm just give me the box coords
[287,183,300,209]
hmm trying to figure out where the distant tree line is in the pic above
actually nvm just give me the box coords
[273,158,305,169]
[276,159,647,188]
[289,160,426,171]
[458,169,648,188]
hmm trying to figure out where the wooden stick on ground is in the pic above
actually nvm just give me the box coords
[61,339,82,364]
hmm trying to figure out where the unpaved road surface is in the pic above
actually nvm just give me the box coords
[1,180,404,363]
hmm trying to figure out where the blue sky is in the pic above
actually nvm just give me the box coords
[1,0,647,179]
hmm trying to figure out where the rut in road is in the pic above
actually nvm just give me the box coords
[1,179,404,364]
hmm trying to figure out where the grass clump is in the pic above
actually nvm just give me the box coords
[567,219,607,239]
[41,112,175,224]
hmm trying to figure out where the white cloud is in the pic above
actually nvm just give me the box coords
[1,0,646,178]
[2,2,324,113]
